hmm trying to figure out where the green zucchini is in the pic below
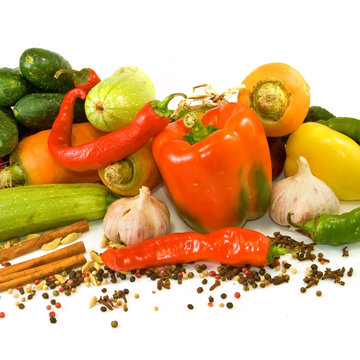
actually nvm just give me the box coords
[0,183,119,242]
[0,67,33,107]
[13,93,87,130]
[19,48,74,92]
[0,108,19,157]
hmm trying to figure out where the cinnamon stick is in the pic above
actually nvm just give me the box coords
[0,253,87,292]
[0,220,89,262]
[0,241,86,278]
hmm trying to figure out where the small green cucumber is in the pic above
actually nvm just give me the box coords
[13,93,87,130]
[0,183,119,242]
[0,67,33,107]
[304,106,335,123]
[19,48,74,92]
[0,108,19,157]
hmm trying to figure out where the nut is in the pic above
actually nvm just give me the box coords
[89,296,97,308]
[60,232,81,245]
[81,261,94,274]
[90,250,103,265]
[41,237,61,251]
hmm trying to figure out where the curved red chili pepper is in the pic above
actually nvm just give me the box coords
[101,227,289,271]
[48,91,185,172]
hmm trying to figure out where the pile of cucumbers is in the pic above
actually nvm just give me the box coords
[0,48,87,158]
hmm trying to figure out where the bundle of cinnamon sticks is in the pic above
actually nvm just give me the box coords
[0,220,89,292]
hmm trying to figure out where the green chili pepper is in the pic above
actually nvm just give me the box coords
[317,117,360,145]
[287,207,360,245]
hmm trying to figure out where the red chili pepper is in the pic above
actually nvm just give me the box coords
[101,227,289,271]
[55,68,101,92]
[48,90,186,172]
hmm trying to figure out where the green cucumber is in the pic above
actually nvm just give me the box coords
[304,106,335,123]
[0,67,33,107]
[13,93,87,130]
[0,183,119,242]
[0,108,19,157]
[19,48,74,92]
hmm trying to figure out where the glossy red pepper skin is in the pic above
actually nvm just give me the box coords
[48,90,175,172]
[101,227,285,271]
[152,102,272,233]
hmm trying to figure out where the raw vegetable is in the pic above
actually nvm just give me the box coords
[267,136,286,180]
[152,103,272,234]
[98,140,162,196]
[103,186,170,245]
[317,117,360,144]
[19,48,74,92]
[304,105,334,123]
[237,62,310,137]
[287,207,360,246]
[13,93,87,130]
[284,122,360,200]
[0,108,19,157]
[0,183,119,242]
[0,68,33,107]
[270,156,339,226]
[85,66,156,132]
[101,227,289,271]
[48,89,183,172]
[0,123,105,188]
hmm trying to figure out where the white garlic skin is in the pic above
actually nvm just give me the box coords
[269,156,340,226]
[103,186,170,245]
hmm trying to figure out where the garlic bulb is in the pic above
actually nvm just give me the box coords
[103,186,170,245]
[270,156,340,226]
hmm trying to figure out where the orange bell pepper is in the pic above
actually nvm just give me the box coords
[152,102,272,233]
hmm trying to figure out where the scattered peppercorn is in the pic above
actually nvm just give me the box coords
[220,293,227,299]
[111,320,118,328]
[0,312,5,318]
[316,290,322,297]
[18,303,25,310]
[100,306,107,312]
[226,302,233,309]
[187,304,194,310]
[50,317,57,324]
[196,287,203,293]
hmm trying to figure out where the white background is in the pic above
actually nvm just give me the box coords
[1,1,360,359]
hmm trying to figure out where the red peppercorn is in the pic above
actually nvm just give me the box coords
[58,286,65,293]
[16,285,23,291]
[48,275,54,280]
[46,305,51,310]
[114,303,120,309]
[209,270,216,277]
[67,279,73,285]
[34,279,40,285]
[1,260,7,267]
[215,274,221,280]
[135,272,142,278]
[159,269,165,275]
[49,311,56,318]
[208,302,214,307]
[234,292,241,299]
[274,259,280,267]
[55,302,61,309]
[177,272,183,277]
[81,274,88,279]
[0,312,5,318]
[241,266,249,273]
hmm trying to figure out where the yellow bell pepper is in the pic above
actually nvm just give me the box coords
[284,122,360,200]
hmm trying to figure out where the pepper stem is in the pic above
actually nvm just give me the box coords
[183,113,218,145]
[267,241,290,263]
[287,212,302,228]
[0,164,25,188]
[103,160,134,186]
[54,69,80,79]
[151,93,187,118]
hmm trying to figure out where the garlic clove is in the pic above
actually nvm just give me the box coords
[269,156,340,226]
[103,186,170,246]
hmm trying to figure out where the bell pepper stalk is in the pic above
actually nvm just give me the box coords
[152,102,272,233]
[48,91,186,172]
[101,227,290,271]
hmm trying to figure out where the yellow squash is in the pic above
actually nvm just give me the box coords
[284,122,360,200]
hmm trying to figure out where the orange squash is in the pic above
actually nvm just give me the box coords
[0,123,106,187]
[238,62,310,137]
